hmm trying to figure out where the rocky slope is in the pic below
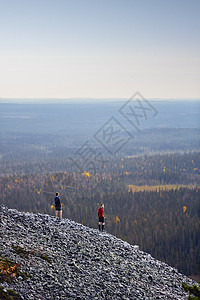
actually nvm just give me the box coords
[0,205,194,299]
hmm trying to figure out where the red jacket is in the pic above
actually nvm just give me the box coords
[98,207,104,218]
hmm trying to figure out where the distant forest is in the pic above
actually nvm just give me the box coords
[0,128,200,176]
[1,101,200,278]
[0,152,199,278]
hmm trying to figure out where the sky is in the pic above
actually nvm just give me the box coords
[0,0,200,100]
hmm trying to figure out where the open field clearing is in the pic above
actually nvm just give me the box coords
[128,184,199,193]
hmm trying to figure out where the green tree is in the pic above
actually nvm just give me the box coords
[182,282,200,300]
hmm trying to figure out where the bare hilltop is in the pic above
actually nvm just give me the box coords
[0,205,194,299]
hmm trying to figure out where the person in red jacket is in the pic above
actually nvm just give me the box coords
[98,203,105,231]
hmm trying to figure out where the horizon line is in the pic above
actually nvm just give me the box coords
[1,97,200,101]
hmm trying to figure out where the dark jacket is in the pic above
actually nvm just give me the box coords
[55,196,61,209]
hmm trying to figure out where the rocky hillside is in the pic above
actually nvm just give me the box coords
[0,205,195,299]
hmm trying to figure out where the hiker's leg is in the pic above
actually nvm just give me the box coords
[55,210,58,217]
[59,210,62,219]
[99,222,101,231]
[102,222,105,231]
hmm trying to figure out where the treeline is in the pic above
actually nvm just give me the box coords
[0,150,200,187]
[0,128,199,176]
[120,152,200,185]
[0,170,199,277]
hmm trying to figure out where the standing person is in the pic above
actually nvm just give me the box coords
[55,192,62,219]
[98,203,105,231]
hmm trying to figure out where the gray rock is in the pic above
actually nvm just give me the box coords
[133,245,139,250]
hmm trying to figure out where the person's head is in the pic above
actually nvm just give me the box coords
[100,203,104,208]
[56,192,59,197]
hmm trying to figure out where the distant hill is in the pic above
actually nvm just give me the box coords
[0,205,195,299]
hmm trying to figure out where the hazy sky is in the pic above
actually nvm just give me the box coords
[0,0,199,99]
